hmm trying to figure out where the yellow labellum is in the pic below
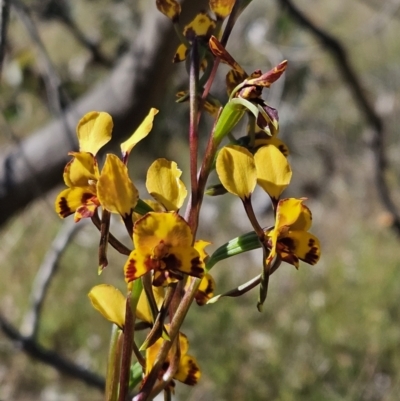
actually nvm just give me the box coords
[77,111,113,155]
[97,154,139,217]
[254,145,292,200]
[216,145,257,200]
[146,158,187,211]
[120,108,158,157]
[88,284,125,329]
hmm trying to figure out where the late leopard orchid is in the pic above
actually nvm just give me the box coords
[124,158,207,286]
[55,112,113,222]
[265,198,321,269]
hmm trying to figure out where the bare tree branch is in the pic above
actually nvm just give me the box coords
[0,313,105,390]
[279,0,400,235]
[0,0,206,228]
[0,0,10,75]
[20,219,84,338]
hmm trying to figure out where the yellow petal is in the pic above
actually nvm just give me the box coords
[216,145,257,200]
[145,337,163,376]
[120,108,158,158]
[55,186,97,219]
[88,284,126,329]
[124,250,155,283]
[209,0,235,19]
[156,0,181,21]
[97,154,139,218]
[134,212,193,251]
[164,245,204,278]
[254,145,292,200]
[279,231,321,267]
[173,43,188,63]
[77,112,113,155]
[146,158,187,211]
[194,273,215,305]
[183,12,216,39]
[175,355,201,385]
[136,286,165,323]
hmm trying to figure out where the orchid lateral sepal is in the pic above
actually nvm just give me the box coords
[206,229,270,271]
[207,274,261,304]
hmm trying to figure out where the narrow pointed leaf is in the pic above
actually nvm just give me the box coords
[206,230,263,271]
[207,274,261,304]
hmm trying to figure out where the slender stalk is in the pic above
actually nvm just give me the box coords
[118,294,134,401]
[133,277,202,401]
[99,209,111,272]
[188,39,200,231]
[242,198,265,240]
[91,213,131,256]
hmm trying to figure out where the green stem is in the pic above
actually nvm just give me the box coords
[105,325,123,401]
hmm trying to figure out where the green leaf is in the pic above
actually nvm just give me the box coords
[207,274,261,304]
[206,230,262,271]
[134,199,154,216]
[129,362,143,390]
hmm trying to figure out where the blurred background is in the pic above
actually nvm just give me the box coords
[1,0,400,400]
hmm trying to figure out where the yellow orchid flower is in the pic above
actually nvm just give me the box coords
[266,198,321,269]
[55,112,112,221]
[145,329,201,388]
[124,212,205,286]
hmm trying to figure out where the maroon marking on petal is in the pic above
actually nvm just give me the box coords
[308,238,315,247]
[204,279,214,295]
[125,259,138,282]
[81,192,96,204]
[279,237,296,252]
[190,256,204,277]
[304,246,319,265]
[58,197,72,218]
[278,144,288,157]
[163,253,182,271]
[183,358,200,386]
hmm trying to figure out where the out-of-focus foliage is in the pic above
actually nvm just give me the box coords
[1,0,400,400]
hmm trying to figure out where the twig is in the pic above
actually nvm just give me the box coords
[0,313,105,390]
[11,0,72,121]
[0,0,10,76]
[279,0,400,235]
[19,219,84,338]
